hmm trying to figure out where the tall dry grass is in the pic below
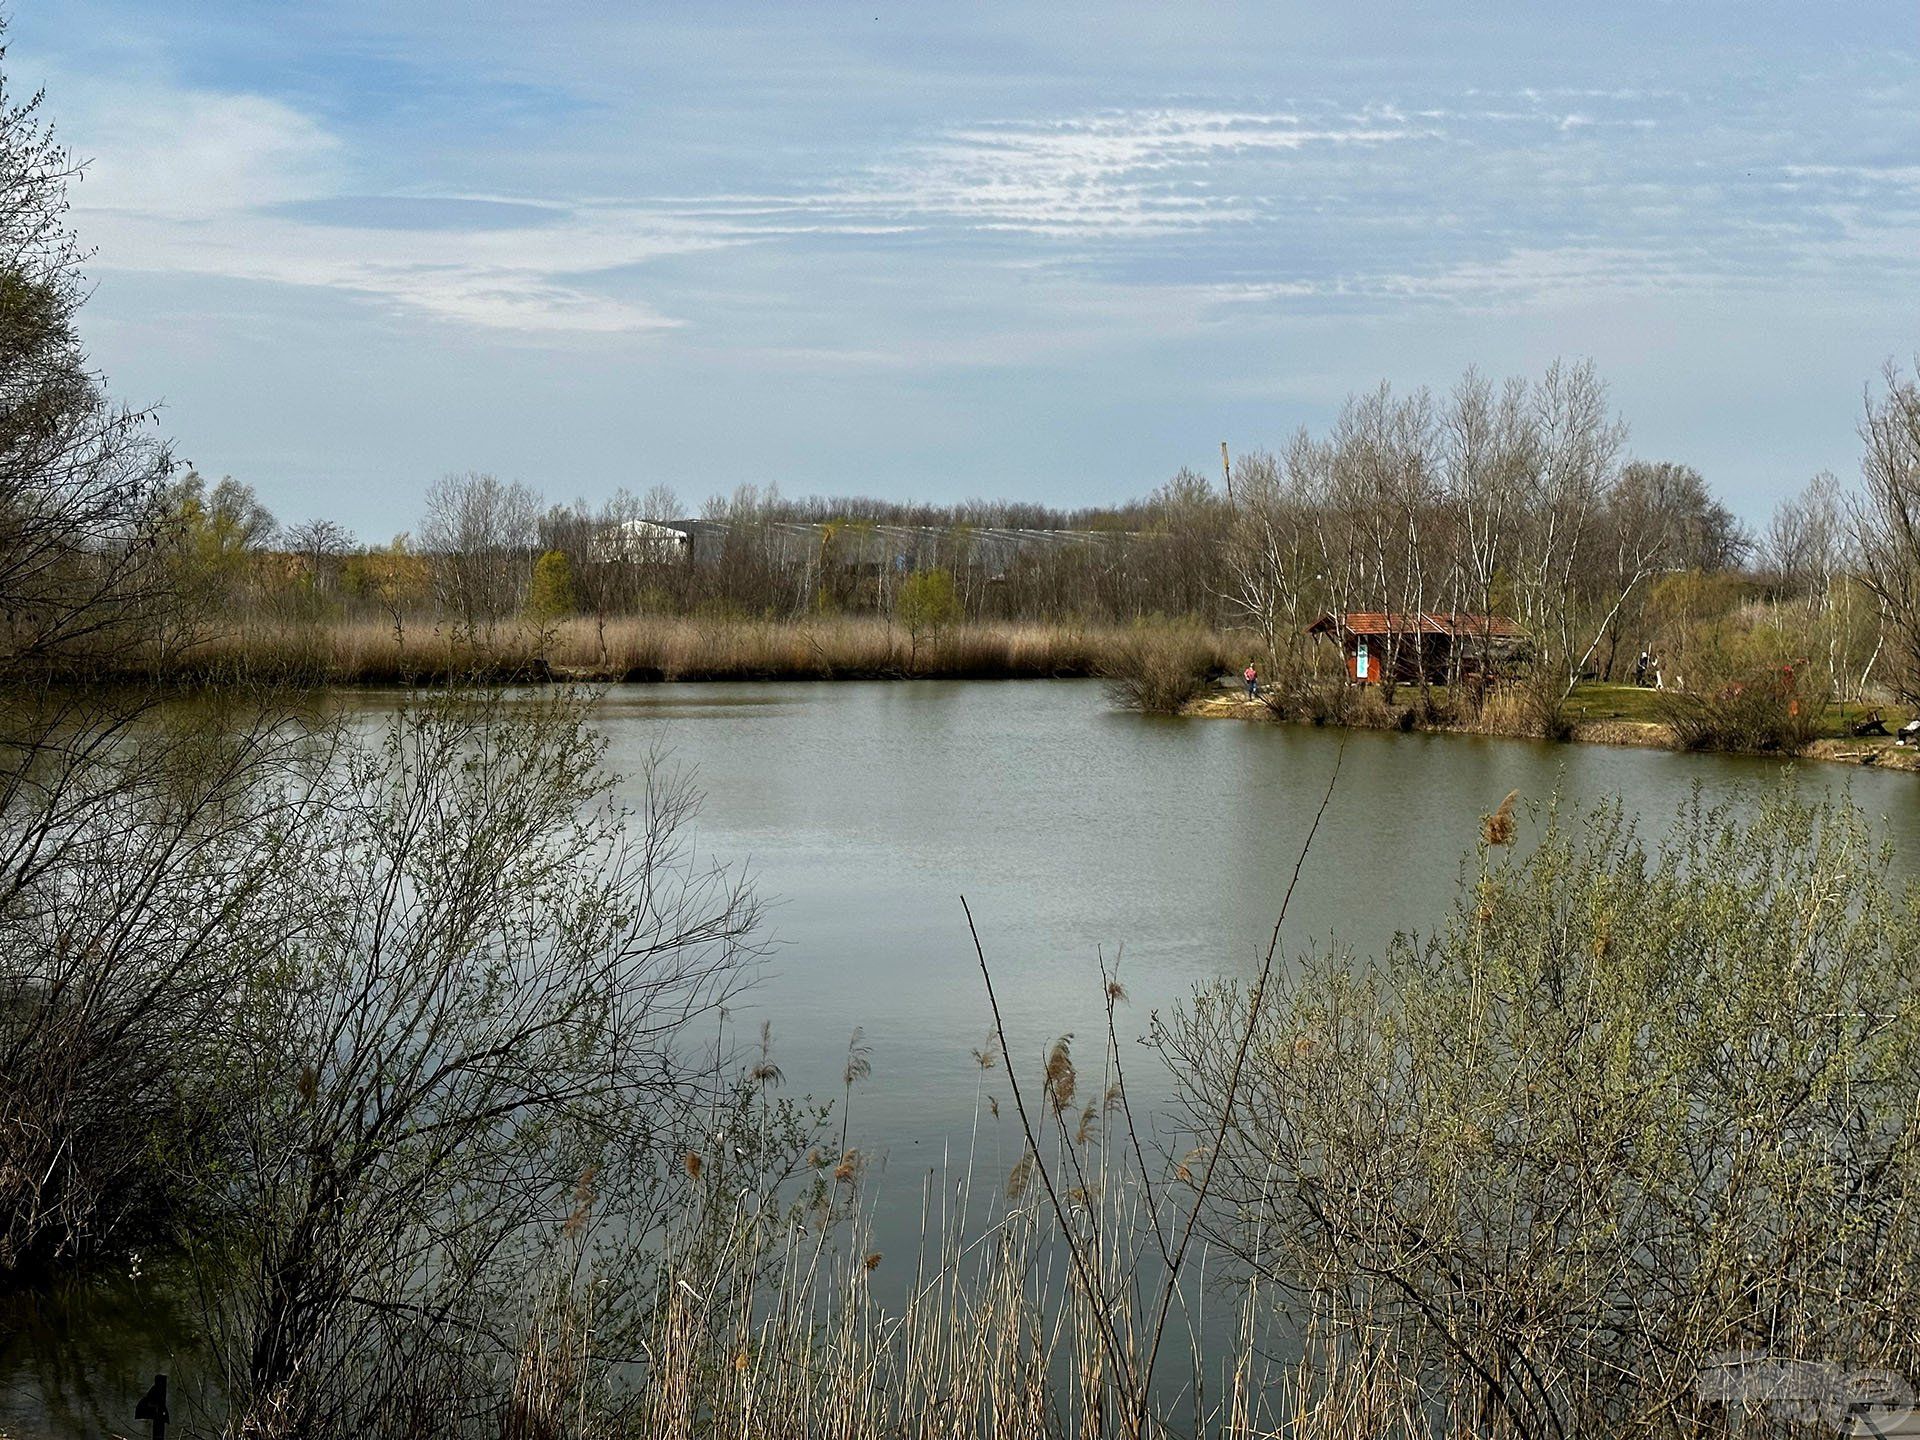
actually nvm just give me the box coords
[491,805,1456,1440]
[493,1036,1436,1440]
[127,616,1240,688]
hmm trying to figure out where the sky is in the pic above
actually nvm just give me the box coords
[10,1,1920,539]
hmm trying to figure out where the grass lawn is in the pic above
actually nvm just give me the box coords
[1815,697,1912,740]
[1563,683,1666,725]
[1564,682,1911,741]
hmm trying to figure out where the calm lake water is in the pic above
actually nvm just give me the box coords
[7,678,1918,1434]
[593,679,1919,1155]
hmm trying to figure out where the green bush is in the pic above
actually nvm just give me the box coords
[895,568,960,669]
[526,549,577,621]
[1655,659,1824,753]
[1166,790,1920,1436]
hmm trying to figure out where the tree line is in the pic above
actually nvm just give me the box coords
[144,360,1920,727]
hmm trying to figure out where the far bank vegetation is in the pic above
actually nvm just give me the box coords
[72,357,1917,760]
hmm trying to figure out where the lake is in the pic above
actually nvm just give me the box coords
[7,678,1917,1434]
[591,678,1918,1148]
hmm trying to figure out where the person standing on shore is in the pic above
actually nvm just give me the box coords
[1244,663,1259,698]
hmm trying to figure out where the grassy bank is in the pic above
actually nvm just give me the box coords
[1187,680,1920,768]
[134,616,1240,687]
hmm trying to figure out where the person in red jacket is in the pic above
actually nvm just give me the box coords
[1243,663,1258,698]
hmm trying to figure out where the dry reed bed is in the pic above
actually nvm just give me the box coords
[598,1193,1436,1440]
[138,617,1238,687]
[501,1056,1438,1440]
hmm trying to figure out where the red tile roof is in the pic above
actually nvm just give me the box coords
[1306,611,1524,638]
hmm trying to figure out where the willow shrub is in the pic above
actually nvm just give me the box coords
[1655,659,1826,754]
[1163,788,1920,1438]
[1101,626,1227,714]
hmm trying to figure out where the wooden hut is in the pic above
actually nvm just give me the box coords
[1305,612,1526,685]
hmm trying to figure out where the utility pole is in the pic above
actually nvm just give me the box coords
[1221,441,1234,505]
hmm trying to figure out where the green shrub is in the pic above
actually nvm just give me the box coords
[526,549,577,621]
[895,568,960,669]
[1166,790,1920,1435]
[1655,659,1824,753]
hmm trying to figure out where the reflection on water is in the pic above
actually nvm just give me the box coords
[593,690,803,721]
[7,679,1915,1433]
[0,1258,209,1438]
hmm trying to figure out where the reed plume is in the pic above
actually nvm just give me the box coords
[1482,788,1520,846]
[1044,1034,1076,1112]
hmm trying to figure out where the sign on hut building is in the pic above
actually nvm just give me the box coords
[1305,612,1527,686]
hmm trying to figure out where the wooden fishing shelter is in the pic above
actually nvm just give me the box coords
[1306,612,1527,685]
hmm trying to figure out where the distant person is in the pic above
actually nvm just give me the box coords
[1244,663,1259,698]
[1635,651,1650,687]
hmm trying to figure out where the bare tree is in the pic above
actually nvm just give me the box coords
[1443,369,1533,701]
[1319,384,1442,701]
[543,488,683,664]
[1511,360,1629,711]
[1769,471,1874,700]
[419,471,539,641]
[1138,467,1226,620]
[284,517,353,566]
[1853,361,1920,702]
[1583,460,1728,682]
[1221,451,1300,668]
[1768,470,1844,589]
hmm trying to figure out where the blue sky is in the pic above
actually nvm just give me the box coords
[13,1,1920,538]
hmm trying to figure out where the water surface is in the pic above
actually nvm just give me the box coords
[590,680,1920,1231]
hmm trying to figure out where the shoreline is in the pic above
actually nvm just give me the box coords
[1182,689,1920,772]
[40,614,1917,774]
[88,616,1233,690]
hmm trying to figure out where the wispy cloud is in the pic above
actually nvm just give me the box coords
[65,93,1450,330]
[630,107,1435,241]
[1222,245,1724,310]
[844,109,1431,237]
[54,70,1920,338]
[82,199,714,333]
[62,76,711,332]
[71,82,342,217]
